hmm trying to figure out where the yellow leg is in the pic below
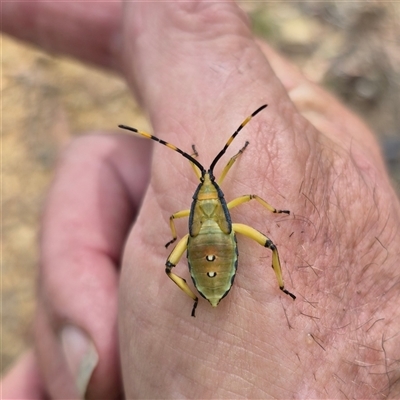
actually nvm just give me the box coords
[227,194,290,215]
[189,145,202,180]
[232,223,295,300]
[165,209,190,248]
[165,146,200,248]
[217,141,249,185]
[165,234,199,317]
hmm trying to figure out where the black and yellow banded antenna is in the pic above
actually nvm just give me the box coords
[118,124,206,175]
[209,104,268,175]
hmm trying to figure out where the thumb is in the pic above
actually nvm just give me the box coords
[1,351,45,399]
[35,134,151,398]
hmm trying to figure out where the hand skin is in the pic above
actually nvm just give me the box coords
[2,1,400,399]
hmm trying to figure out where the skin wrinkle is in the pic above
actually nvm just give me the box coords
[167,1,250,40]
[166,346,206,392]
[220,349,281,397]
[233,318,296,396]
[153,331,221,398]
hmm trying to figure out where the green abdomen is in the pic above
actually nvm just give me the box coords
[187,220,238,307]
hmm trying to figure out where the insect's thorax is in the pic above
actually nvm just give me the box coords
[189,173,232,237]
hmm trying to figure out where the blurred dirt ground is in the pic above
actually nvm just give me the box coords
[2,2,399,377]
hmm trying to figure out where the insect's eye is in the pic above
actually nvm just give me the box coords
[207,272,217,278]
[206,255,216,262]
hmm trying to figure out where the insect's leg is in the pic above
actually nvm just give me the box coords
[165,209,190,248]
[166,234,199,317]
[227,195,290,215]
[232,223,296,300]
[189,145,202,180]
[217,141,249,185]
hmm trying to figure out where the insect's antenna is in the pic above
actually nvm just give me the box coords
[209,104,268,175]
[118,125,206,175]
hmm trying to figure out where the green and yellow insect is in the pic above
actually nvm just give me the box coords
[119,104,295,317]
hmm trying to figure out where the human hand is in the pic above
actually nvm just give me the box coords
[2,2,400,399]
[118,3,400,398]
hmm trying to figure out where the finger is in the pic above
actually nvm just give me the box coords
[36,133,151,398]
[1,2,122,70]
[118,2,309,398]
[121,2,283,128]
[1,351,46,399]
[257,41,386,170]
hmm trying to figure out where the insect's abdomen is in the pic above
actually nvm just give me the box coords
[187,220,238,307]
